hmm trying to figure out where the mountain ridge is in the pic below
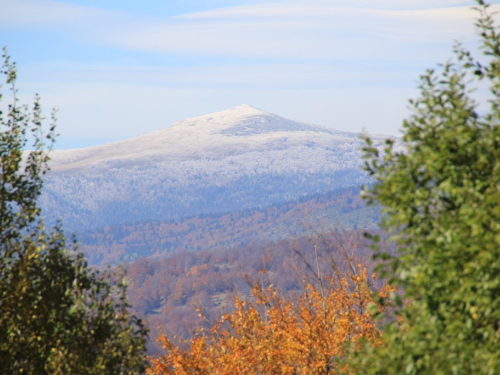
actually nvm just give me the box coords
[45,104,388,174]
[38,105,396,234]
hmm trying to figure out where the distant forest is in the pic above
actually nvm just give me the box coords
[77,187,380,264]
[42,167,369,232]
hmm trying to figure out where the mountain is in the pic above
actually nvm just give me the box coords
[39,105,393,233]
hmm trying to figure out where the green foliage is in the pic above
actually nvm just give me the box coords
[0,47,148,374]
[350,2,500,374]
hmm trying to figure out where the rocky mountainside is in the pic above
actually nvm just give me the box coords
[39,105,393,232]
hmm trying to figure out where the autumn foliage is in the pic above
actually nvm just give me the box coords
[148,248,392,375]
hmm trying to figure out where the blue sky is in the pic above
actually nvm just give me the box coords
[1,0,499,149]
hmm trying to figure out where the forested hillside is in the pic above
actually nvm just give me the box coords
[124,229,380,354]
[77,188,380,264]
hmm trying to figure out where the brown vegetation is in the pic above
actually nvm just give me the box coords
[124,229,389,359]
[145,230,393,374]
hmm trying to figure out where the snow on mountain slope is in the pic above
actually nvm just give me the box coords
[47,105,373,174]
[39,105,396,233]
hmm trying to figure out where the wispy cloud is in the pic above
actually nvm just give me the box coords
[291,0,473,10]
[0,0,118,28]
[109,4,478,61]
[2,0,497,61]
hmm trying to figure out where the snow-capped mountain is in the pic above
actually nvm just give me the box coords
[40,105,393,232]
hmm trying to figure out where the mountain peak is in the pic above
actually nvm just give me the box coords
[230,104,266,113]
[171,104,325,137]
[173,104,267,128]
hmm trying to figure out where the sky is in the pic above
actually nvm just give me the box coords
[1,0,499,149]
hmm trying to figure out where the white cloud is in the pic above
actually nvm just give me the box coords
[178,0,475,18]
[104,3,496,61]
[0,0,117,28]
[25,61,420,89]
[2,0,497,61]
[283,0,474,11]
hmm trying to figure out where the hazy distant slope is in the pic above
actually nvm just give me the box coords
[39,105,392,232]
[76,188,380,265]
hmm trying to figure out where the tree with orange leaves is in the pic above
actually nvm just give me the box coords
[148,255,393,375]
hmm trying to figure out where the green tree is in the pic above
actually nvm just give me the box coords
[0,48,148,374]
[350,1,500,374]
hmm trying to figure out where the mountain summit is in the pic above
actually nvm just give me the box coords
[170,104,329,135]
[40,106,392,233]
[47,105,352,174]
